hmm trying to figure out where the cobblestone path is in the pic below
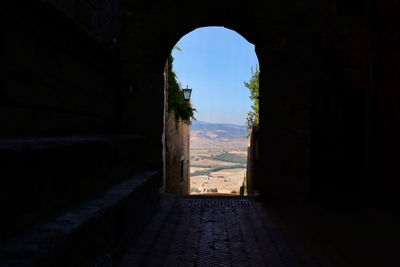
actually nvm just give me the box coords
[118,196,326,267]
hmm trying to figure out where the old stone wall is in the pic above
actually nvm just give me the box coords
[0,1,157,241]
[164,110,190,195]
[1,2,120,137]
[308,4,371,202]
[373,0,400,207]
[246,126,260,196]
[50,0,117,44]
[162,58,190,195]
[1,0,400,246]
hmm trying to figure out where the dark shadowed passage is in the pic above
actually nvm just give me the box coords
[1,1,400,266]
[118,195,327,267]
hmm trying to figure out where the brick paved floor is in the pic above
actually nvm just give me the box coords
[118,196,328,267]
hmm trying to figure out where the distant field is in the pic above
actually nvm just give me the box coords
[212,153,247,164]
[190,149,248,195]
[190,121,248,195]
[190,168,246,195]
[190,167,209,173]
[229,150,248,155]
[190,157,237,167]
[190,164,245,176]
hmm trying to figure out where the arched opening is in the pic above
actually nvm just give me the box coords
[162,26,259,196]
[2,1,400,266]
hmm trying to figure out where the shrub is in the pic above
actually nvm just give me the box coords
[244,65,259,129]
[167,54,196,125]
[190,187,201,193]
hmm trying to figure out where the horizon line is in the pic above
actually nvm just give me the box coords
[191,120,247,127]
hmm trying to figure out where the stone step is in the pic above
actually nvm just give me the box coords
[0,170,160,267]
[0,135,156,241]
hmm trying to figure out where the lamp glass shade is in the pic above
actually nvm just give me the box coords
[182,88,192,101]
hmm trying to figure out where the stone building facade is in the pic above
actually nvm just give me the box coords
[246,126,260,196]
[163,62,190,195]
[164,111,190,195]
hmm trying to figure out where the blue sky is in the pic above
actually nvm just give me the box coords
[171,27,259,126]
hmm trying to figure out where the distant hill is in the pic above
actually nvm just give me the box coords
[190,121,249,149]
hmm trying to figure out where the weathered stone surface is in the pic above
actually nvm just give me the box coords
[0,1,400,264]
[0,170,160,267]
[0,135,154,241]
[164,111,190,195]
[118,196,325,267]
[0,1,121,138]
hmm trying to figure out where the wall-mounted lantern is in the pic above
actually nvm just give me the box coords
[182,85,192,101]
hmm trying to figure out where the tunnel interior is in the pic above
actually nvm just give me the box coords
[1,0,400,266]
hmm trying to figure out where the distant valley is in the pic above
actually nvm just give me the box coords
[190,121,249,149]
[190,121,249,195]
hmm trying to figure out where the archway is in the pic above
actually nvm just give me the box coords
[117,0,367,202]
[162,26,259,195]
[1,1,396,265]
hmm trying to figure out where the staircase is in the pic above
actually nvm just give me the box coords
[0,135,161,266]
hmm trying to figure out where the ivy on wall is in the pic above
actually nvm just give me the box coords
[167,54,196,125]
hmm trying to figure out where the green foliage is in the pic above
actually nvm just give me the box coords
[190,164,214,168]
[244,65,260,129]
[168,54,196,124]
[190,164,245,176]
[231,190,238,194]
[190,187,201,193]
[211,153,247,164]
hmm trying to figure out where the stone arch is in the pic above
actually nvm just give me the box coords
[118,0,373,201]
[162,24,261,64]
[117,0,308,198]
[162,25,260,194]
[1,2,400,264]
[161,25,266,194]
